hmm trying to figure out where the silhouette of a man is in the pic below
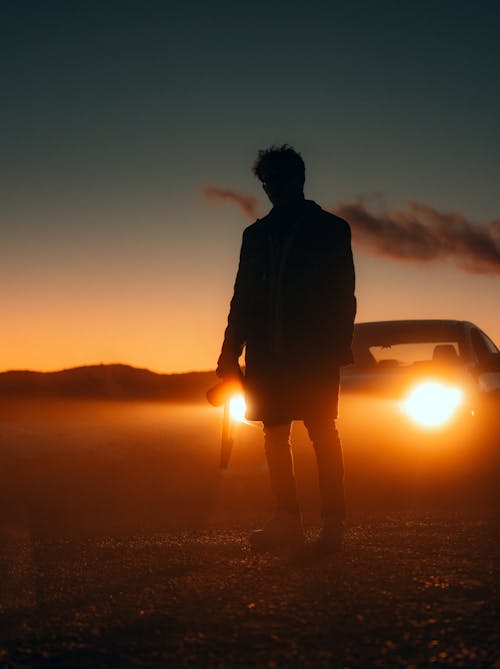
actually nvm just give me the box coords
[217,145,356,553]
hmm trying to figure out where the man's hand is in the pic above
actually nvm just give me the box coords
[206,374,243,407]
[215,356,243,380]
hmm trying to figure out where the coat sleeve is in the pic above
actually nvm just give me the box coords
[321,218,356,366]
[216,228,251,377]
[335,221,357,363]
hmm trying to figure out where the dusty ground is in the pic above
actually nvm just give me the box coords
[0,400,498,667]
[1,515,498,669]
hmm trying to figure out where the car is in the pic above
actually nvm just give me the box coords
[338,320,500,503]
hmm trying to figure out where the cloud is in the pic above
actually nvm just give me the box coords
[202,183,500,275]
[336,201,500,275]
[203,184,261,220]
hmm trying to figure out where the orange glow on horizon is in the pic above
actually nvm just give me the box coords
[2,252,499,373]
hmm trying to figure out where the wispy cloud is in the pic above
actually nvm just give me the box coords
[202,184,261,220]
[337,201,500,275]
[202,183,500,275]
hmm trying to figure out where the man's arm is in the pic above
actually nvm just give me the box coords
[319,217,356,366]
[216,229,250,378]
[335,221,356,360]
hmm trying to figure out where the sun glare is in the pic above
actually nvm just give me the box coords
[229,394,247,423]
[400,381,463,428]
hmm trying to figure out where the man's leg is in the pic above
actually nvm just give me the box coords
[249,422,304,551]
[263,422,300,516]
[304,416,346,551]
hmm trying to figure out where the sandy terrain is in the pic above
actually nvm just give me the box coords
[1,518,498,668]
[0,399,498,667]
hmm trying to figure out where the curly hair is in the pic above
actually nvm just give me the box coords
[252,144,305,185]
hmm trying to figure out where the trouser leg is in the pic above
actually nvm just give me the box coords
[304,417,346,521]
[262,422,300,516]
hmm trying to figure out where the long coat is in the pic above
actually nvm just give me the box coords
[217,199,356,424]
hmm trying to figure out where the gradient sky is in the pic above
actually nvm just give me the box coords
[2,1,499,372]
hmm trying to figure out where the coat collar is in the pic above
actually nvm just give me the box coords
[264,199,321,224]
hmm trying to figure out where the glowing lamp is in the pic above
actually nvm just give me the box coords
[229,394,247,422]
[400,381,463,428]
[206,380,246,469]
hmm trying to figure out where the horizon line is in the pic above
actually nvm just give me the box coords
[0,363,217,377]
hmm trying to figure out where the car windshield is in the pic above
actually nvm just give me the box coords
[368,342,460,368]
[352,322,469,371]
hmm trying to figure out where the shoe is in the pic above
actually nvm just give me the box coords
[313,519,344,554]
[249,513,305,553]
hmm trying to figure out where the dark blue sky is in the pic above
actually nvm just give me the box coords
[2,1,499,371]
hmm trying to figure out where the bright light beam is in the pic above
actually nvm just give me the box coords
[229,394,247,423]
[400,381,463,428]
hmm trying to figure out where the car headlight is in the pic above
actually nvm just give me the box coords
[400,381,463,428]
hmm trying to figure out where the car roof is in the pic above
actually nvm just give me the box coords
[355,319,475,329]
[352,320,475,347]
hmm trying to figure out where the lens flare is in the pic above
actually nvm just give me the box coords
[401,381,463,427]
[229,394,247,422]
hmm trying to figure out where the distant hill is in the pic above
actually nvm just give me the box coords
[0,364,218,401]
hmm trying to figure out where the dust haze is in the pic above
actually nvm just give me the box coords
[0,397,493,538]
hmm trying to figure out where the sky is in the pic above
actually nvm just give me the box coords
[2,0,499,373]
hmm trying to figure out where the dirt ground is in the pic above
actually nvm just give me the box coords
[1,515,498,669]
[0,400,498,668]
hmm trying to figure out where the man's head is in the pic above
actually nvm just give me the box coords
[253,145,305,206]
